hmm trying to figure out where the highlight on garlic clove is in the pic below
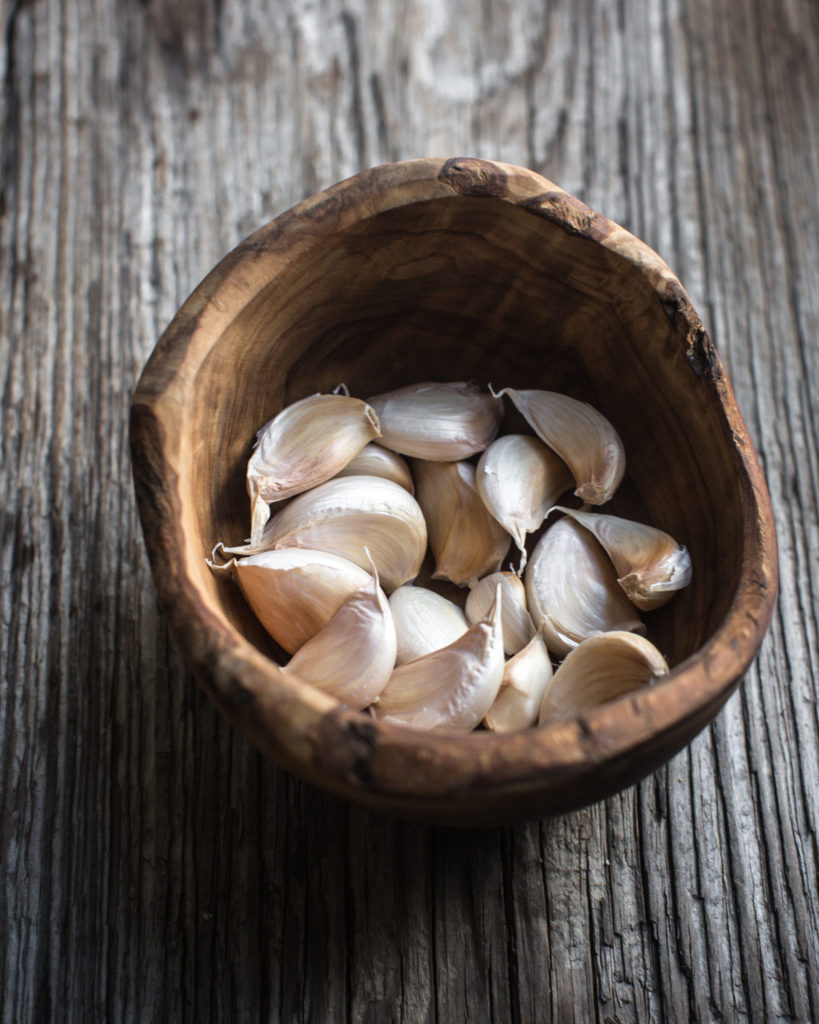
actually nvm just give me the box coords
[247,393,381,546]
[413,459,511,587]
[538,631,669,723]
[371,585,505,732]
[550,506,692,610]
[366,381,503,461]
[255,474,428,593]
[206,547,371,654]
[484,634,553,733]
[525,517,645,657]
[389,584,469,665]
[332,442,415,493]
[465,571,536,655]
[283,566,397,709]
[496,387,625,505]
[475,434,573,568]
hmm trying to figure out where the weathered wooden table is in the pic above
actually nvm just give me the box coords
[2,0,817,1020]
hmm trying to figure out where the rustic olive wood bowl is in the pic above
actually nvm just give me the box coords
[130,158,778,826]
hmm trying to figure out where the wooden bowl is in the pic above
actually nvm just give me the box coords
[130,158,778,826]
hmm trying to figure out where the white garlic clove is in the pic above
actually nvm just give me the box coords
[413,459,511,587]
[484,634,553,733]
[550,506,692,610]
[372,585,505,732]
[206,547,371,654]
[465,571,536,655]
[283,567,397,709]
[389,584,469,665]
[332,442,414,493]
[366,381,502,461]
[247,393,381,546]
[525,517,644,657]
[475,434,573,568]
[538,631,669,723]
[497,388,625,505]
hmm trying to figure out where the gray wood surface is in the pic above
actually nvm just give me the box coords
[2,0,818,1020]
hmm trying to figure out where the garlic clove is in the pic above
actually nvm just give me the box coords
[206,547,371,654]
[283,567,397,709]
[389,584,469,665]
[247,393,381,545]
[484,634,553,733]
[538,631,668,723]
[413,459,511,587]
[496,388,625,505]
[366,381,502,461]
[475,434,573,568]
[372,585,505,732]
[550,506,692,610]
[332,442,414,493]
[465,571,536,655]
[525,517,644,657]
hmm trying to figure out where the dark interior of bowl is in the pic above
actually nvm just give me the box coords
[195,195,742,675]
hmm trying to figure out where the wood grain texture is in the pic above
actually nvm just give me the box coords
[1,0,816,1020]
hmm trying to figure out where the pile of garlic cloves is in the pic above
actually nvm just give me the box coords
[207,382,691,734]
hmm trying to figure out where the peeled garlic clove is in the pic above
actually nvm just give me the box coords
[372,585,505,732]
[247,393,381,545]
[261,475,427,593]
[525,517,644,657]
[366,381,502,461]
[475,434,573,567]
[413,459,511,587]
[465,571,535,655]
[497,388,625,505]
[283,568,396,709]
[389,584,469,665]
[484,634,553,733]
[332,443,414,493]
[206,547,370,654]
[551,506,692,610]
[538,631,668,723]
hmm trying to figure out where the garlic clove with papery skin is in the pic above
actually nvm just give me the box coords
[332,442,415,493]
[484,634,553,733]
[465,571,536,656]
[389,584,469,665]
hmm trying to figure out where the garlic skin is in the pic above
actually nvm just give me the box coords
[283,569,397,709]
[247,393,381,545]
[497,388,625,505]
[538,631,668,723]
[525,517,644,657]
[332,442,414,493]
[389,584,469,665]
[476,434,573,567]
[484,634,553,733]
[207,547,371,654]
[413,459,511,587]
[372,586,505,732]
[465,571,535,655]
[366,381,502,461]
[253,475,427,593]
[550,506,692,610]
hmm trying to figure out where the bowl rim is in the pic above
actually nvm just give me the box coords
[130,157,779,823]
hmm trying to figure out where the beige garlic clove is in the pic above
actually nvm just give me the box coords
[538,631,668,723]
[332,442,414,493]
[484,634,553,733]
[525,517,644,657]
[389,584,469,665]
[550,506,692,610]
[366,381,502,461]
[247,393,381,546]
[497,388,625,505]
[254,475,427,593]
[413,459,511,587]
[476,434,573,568]
[372,585,505,732]
[206,547,371,654]
[465,571,536,655]
[283,567,397,709]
